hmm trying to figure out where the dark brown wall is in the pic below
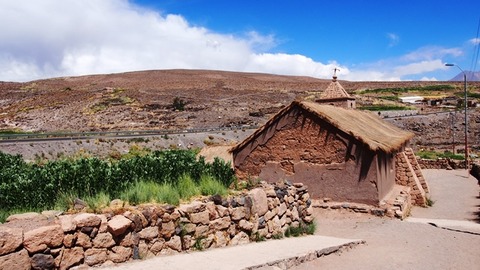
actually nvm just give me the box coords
[233,107,383,204]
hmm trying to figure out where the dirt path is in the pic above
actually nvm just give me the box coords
[291,169,480,270]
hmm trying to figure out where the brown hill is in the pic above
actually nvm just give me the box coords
[0,69,479,135]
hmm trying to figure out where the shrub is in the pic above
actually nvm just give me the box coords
[199,175,227,196]
[177,174,200,200]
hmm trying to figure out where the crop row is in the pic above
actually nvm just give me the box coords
[0,150,235,212]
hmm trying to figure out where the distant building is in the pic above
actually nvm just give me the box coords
[315,69,356,109]
[399,96,424,104]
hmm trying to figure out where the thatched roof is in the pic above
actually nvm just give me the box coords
[231,100,414,154]
[197,145,234,167]
[319,79,351,99]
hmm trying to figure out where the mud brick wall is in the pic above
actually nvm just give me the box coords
[0,182,313,270]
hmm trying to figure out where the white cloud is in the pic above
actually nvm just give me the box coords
[470,38,480,45]
[0,0,340,82]
[402,46,463,61]
[386,33,399,47]
[0,1,461,82]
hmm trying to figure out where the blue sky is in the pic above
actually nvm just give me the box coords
[1,0,479,82]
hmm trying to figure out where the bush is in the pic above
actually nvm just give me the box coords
[199,175,227,196]
[0,149,234,213]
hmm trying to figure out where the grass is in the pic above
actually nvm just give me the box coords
[426,197,435,207]
[177,174,200,200]
[284,221,316,237]
[199,175,228,196]
[416,150,464,160]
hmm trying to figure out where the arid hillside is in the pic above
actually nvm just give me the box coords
[1,69,480,154]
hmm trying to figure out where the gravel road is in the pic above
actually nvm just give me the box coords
[291,169,480,270]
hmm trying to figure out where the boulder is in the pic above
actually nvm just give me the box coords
[31,253,55,270]
[23,225,64,253]
[6,212,45,223]
[84,248,107,266]
[0,227,23,256]
[93,233,115,248]
[58,215,76,232]
[0,249,30,270]
[230,231,250,246]
[165,236,182,252]
[73,213,101,228]
[248,188,268,216]
[108,246,132,263]
[138,226,158,241]
[60,247,84,270]
[75,232,92,248]
[108,215,132,236]
[189,210,210,225]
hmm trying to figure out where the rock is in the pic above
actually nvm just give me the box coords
[209,217,231,231]
[238,220,254,231]
[109,199,124,209]
[165,236,182,252]
[6,212,44,223]
[84,248,107,266]
[41,210,63,219]
[74,213,101,228]
[179,201,205,214]
[119,232,139,247]
[31,253,54,270]
[210,194,223,205]
[249,188,268,216]
[0,227,23,256]
[98,215,108,233]
[264,210,276,221]
[160,221,175,238]
[216,205,229,217]
[108,246,132,263]
[23,225,64,253]
[123,211,148,232]
[290,207,299,221]
[150,239,165,254]
[194,225,209,238]
[0,249,30,270]
[93,233,115,248]
[60,247,84,270]
[74,198,88,211]
[63,234,76,248]
[230,231,250,246]
[138,226,158,241]
[182,223,196,234]
[277,203,287,217]
[108,215,132,236]
[189,210,210,225]
[58,215,76,232]
[230,207,246,221]
[212,231,228,248]
[75,232,92,248]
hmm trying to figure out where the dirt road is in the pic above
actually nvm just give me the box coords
[291,169,480,270]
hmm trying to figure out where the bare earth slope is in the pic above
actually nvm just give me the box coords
[1,69,479,153]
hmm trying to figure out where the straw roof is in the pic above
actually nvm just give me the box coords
[319,80,351,99]
[197,145,234,167]
[231,100,414,154]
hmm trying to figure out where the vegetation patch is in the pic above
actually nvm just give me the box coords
[0,149,235,221]
[416,150,464,160]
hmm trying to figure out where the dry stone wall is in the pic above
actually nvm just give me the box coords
[0,182,313,270]
[395,148,429,206]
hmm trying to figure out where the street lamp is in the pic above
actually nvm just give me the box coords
[445,63,468,170]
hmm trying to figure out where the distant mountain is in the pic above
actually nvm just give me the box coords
[450,71,480,81]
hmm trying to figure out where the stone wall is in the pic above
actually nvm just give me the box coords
[395,148,429,206]
[0,182,313,270]
[418,158,465,170]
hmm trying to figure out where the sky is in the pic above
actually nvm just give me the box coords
[1,0,479,82]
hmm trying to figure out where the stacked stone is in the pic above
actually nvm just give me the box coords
[0,182,314,270]
[395,150,427,206]
[417,158,464,170]
[404,148,429,193]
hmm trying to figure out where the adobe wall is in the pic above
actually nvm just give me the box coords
[0,182,313,270]
[234,109,380,205]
